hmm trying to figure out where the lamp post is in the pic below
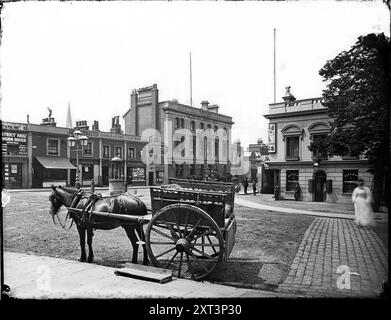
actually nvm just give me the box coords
[67,129,88,189]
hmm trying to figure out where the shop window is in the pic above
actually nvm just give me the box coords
[47,139,59,156]
[286,136,299,160]
[83,142,93,156]
[43,169,67,181]
[128,147,135,159]
[286,170,299,191]
[103,146,110,158]
[83,165,93,180]
[343,170,358,193]
[131,167,145,181]
[6,144,19,155]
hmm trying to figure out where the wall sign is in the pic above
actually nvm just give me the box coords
[268,123,276,153]
[2,130,28,156]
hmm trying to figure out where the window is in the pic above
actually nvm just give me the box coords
[132,167,145,181]
[180,118,184,129]
[286,170,299,191]
[200,123,204,130]
[175,118,180,129]
[207,124,211,130]
[311,134,328,160]
[6,144,19,155]
[83,142,93,156]
[115,147,122,158]
[47,139,59,156]
[343,170,358,193]
[189,164,195,176]
[128,147,135,159]
[214,125,218,132]
[286,136,299,160]
[103,146,110,158]
[190,121,195,132]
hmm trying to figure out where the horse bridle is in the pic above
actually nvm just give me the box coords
[50,188,81,230]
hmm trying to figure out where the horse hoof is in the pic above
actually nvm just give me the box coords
[87,257,94,263]
[79,257,86,262]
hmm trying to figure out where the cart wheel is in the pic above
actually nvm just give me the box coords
[145,203,224,281]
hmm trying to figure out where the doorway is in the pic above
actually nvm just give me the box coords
[314,170,326,202]
[102,166,109,186]
[148,171,154,186]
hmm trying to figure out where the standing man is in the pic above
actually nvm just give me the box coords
[252,180,257,195]
[243,177,249,194]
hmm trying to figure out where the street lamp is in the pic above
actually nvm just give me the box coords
[67,130,88,189]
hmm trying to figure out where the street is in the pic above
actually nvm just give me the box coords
[3,189,388,298]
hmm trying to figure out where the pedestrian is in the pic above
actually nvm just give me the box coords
[352,178,375,228]
[294,183,301,201]
[274,185,280,201]
[243,177,249,194]
[252,180,257,195]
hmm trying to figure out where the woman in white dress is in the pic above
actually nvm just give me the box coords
[352,178,375,227]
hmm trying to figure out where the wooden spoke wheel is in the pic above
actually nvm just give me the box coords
[145,203,224,281]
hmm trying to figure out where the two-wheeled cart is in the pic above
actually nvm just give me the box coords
[68,179,237,281]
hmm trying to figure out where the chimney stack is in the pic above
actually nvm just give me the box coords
[110,116,122,134]
[75,120,89,130]
[201,100,209,110]
[92,120,99,131]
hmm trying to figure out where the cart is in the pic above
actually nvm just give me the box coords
[67,179,237,281]
[145,178,237,280]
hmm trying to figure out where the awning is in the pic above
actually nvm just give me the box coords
[35,156,76,170]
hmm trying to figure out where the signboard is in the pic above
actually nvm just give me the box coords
[267,123,276,153]
[2,130,28,156]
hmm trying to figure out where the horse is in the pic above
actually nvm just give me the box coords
[49,185,149,265]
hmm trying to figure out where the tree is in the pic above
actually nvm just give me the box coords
[309,33,390,211]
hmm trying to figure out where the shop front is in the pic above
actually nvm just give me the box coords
[33,156,75,188]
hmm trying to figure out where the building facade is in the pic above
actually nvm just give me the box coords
[263,87,372,203]
[123,84,234,185]
[2,114,147,189]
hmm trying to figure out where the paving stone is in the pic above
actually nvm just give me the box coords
[278,217,388,297]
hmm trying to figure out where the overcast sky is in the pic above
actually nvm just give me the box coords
[0,1,389,148]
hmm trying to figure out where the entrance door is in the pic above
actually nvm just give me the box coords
[148,171,154,186]
[314,170,326,202]
[102,166,109,186]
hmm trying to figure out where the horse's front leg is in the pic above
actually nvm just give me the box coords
[77,225,87,262]
[86,226,94,263]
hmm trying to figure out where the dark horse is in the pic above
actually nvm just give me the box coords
[49,185,149,265]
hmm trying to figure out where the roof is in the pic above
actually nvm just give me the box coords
[35,156,76,170]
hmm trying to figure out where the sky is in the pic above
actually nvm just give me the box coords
[0,1,389,148]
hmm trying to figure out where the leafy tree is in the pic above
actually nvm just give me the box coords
[309,33,390,211]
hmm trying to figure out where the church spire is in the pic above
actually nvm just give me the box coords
[66,102,72,128]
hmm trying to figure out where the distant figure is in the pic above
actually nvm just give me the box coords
[274,185,280,201]
[252,181,257,195]
[352,178,375,228]
[294,183,301,201]
[243,177,249,194]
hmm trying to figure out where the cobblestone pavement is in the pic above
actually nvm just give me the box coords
[278,217,388,297]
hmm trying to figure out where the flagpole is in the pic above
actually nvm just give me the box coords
[190,52,193,107]
[273,28,276,103]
